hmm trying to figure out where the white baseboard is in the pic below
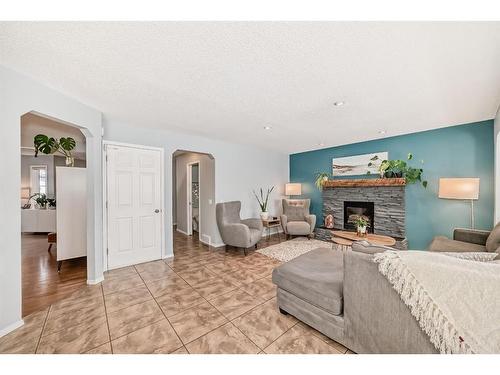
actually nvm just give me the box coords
[0,319,24,338]
[87,276,104,285]
[176,228,189,235]
[162,255,174,261]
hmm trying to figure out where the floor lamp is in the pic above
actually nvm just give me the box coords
[438,178,480,229]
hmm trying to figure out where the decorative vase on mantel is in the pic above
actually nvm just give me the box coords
[260,211,269,220]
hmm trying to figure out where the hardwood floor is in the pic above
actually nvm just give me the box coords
[22,233,87,317]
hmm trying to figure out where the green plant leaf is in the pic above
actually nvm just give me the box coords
[422,181,428,188]
[59,137,76,151]
[407,153,413,160]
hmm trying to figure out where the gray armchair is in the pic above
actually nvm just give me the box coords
[428,222,500,253]
[216,201,263,255]
[280,199,316,239]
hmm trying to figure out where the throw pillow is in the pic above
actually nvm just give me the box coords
[486,222,500,253]
[442,252,498,262]
[286,205,307,221]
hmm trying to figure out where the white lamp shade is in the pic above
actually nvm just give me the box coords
[438,178,480,200]
[285,183,302,196]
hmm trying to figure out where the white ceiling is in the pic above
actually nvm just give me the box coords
[1,22,499,154]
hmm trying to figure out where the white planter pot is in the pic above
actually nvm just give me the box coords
[260,212,269,220]
[357,225,367,236]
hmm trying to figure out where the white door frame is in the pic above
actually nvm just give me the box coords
[186,160,200,238]
[102,141,166,272]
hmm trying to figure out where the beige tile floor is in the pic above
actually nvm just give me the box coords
[0,231,352,354]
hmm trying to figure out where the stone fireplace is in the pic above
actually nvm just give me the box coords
[315,178,408,249]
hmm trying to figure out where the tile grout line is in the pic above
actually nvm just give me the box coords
[172,259,271,350]
[166,262,234,347]
[135,263,185,354]
[100,283,114,354]
[34,304,51,354]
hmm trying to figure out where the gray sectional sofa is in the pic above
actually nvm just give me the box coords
[271,224,500,353]
[272,247,438,353]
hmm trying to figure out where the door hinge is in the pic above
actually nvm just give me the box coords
[106,201,108,209]
[107,247,109,255]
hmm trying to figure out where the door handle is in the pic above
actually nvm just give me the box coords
[154,209,160,213]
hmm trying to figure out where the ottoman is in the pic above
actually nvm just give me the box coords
[271,247,345,345]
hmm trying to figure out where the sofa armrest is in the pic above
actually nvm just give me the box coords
[343,251,437,353]
[305,214,316,234]
[280,214,288,233]
[453,228,490,246]
[241,218,263,231]
[221,223,251,247]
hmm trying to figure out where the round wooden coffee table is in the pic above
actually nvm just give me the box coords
[331,230,396,250]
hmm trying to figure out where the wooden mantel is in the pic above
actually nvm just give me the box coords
[323,178,406,188]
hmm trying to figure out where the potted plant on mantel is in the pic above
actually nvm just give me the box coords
[368,153,428,188]
[253,186,274,220]
[314,172,331,191]
[33,134,77,167]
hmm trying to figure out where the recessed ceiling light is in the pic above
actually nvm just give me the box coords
[378,130,386,135]
[263,126,272,130]
[333,101,345,107]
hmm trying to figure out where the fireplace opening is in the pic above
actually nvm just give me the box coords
[343,201,374,232]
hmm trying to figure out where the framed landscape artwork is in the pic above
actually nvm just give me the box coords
[332,152,388,176]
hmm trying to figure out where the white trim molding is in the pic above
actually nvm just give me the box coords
[87,276,104,285]
[0,319,24,338]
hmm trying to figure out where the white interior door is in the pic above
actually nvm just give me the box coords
[106,144,163,269]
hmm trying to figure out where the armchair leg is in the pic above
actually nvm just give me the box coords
[255,243,258,249]
[243,248,247,256]
[279,307,289,315]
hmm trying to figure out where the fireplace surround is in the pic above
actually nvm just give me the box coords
[315,178,408,249]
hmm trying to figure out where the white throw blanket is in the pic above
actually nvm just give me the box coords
[373,250,500,354]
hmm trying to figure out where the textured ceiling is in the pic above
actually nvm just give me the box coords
[1,22,499,153]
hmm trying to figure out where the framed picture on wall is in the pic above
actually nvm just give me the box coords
[332,152,388,176]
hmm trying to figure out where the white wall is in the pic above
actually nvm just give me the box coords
[0,65,103,336]
[175,152,217,245]
[103,120,289,252]
[495,104,500,223]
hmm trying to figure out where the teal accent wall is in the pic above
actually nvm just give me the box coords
[289,120,495,249]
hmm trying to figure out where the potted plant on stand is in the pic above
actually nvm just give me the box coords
[354,216,370,237]
[253,186,274,220]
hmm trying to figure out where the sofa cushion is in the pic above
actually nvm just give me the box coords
[486,222,500,253]
[286,221,311,235]
[351,240,396,254]
[272,248,344,315]
[428,236,487,253]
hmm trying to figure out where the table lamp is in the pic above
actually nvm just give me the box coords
[285,183,302,198]
[438,178,480,228]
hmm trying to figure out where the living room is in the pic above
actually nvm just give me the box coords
[1,2,500,373]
